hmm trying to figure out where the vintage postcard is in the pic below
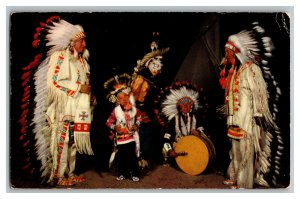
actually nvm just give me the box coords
[8,10,291,191]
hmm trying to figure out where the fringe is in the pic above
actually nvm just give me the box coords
[74,133,94,155]
[48,123,58,182]
[216,104,227,117]
[46,86,67,114]
[252,65,276,129]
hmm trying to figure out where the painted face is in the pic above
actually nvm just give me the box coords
[73,38,86,53]
[148,56,163,76]
[180,103,193,114]
[117,92,131,107]
[178,97,194,114]
[224,47,235,64]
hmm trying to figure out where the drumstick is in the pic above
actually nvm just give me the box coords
[176,151,188,156]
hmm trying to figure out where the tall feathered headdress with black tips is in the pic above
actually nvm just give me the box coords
[19,16,88,181]
[223,22,284,187]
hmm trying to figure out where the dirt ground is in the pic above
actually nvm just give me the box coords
[11,162,229,190]
[69,165,228,190]
[10,163,232,190]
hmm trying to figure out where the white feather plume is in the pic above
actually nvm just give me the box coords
[46,20,84,56]
[161,86,199,120]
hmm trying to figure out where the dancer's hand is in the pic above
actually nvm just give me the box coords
[80,84,91,94]
[130,124,138,132]
[168,150,178,158]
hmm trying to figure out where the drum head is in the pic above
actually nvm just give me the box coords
[174,135,209,175]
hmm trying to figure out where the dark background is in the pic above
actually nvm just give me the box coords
[9,12,290,187]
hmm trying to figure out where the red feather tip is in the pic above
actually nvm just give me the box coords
[22,140,30,148]
[22,53,42,71]
[21,109,29,117]
[21,126,27,134]
[21,94,30,103]
[35,27,43,33]
[32,39,40,48]
[35,53,43,60]
[19,135,24,141]
[219,78,226,89]
[22,163,31,170]
[21,71,31,80]
[18,117,26,126]
[51,16,60,20]
[21,78,29,87]
[32,55,42,67]
[39,22,46,27]
[46,15,60,24]
[33,33,39,40]
[46,18,52,24]
[21,102,29,110]
[23,85,30,92]
[220,69,226,77]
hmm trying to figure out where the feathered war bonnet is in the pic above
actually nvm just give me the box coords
[159,81,200,121]
[32,16,87,58]
[104,73,134,104]
[224,22,281,101]
[225,22,274,66]
[152,81,210,129]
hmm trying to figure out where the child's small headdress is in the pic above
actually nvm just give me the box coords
[104,73,132,103]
